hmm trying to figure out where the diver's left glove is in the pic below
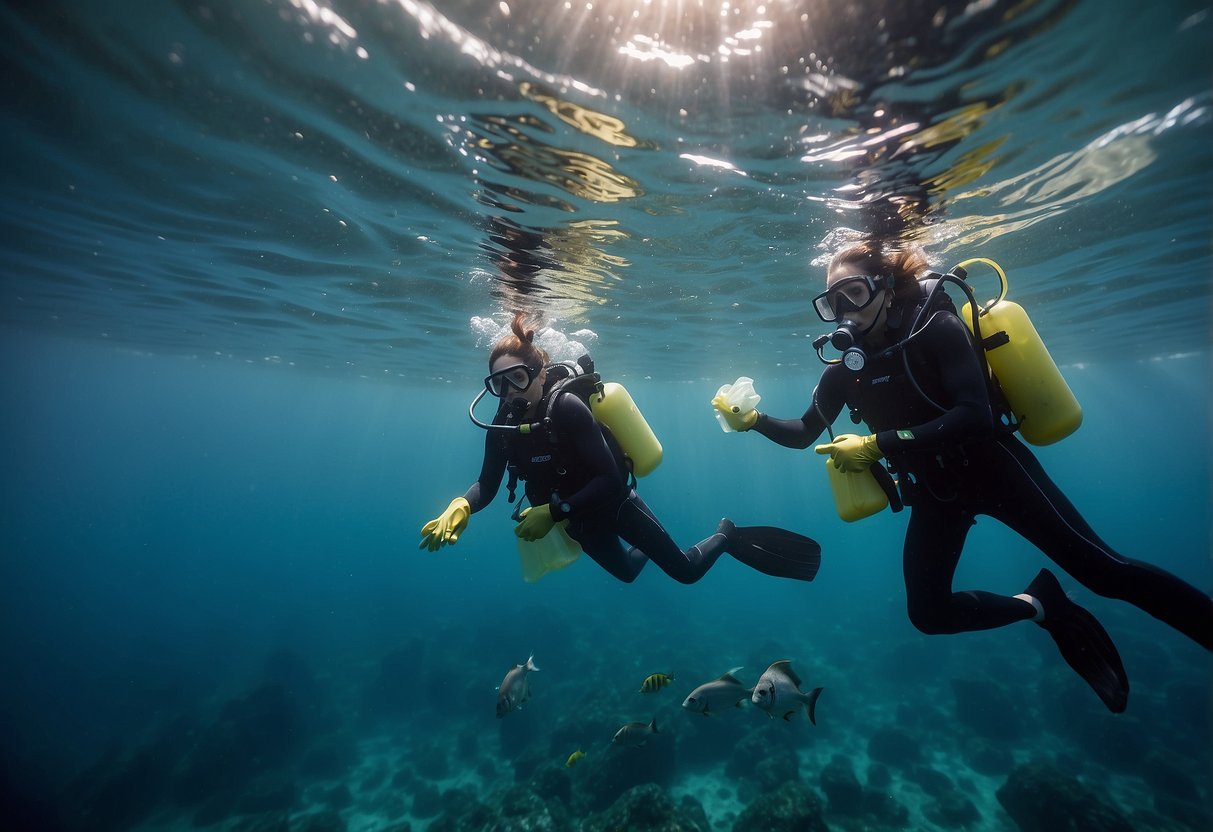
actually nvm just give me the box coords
[814,434,884,473]
[515,504,556,542]
[419,497,471,551]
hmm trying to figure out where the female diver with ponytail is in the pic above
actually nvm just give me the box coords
[714,241,1213,713]
[421,312,822,585]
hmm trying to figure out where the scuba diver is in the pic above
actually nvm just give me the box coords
[420,312,822,584]
[712,241,1213,713]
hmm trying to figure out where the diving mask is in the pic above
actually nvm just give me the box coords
[485,362,539,398]
[812,274,891,323]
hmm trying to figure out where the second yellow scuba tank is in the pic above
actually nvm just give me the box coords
[956,258,1082,446]
[590,382,663,477]
[809,397,898,523]
[825,461,889,523]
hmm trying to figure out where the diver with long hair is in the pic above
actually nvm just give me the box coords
[714,241,1213,712]
[421,311,821,584]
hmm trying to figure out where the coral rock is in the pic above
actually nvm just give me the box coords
[733,781,829,832]
[997,762,1133,832]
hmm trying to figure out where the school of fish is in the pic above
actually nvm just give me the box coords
[494,655,825,766]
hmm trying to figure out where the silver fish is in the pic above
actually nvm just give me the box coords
[751,660,823,724]
[496,654,539,718]
[681,667,753,716]
[612,717,658,747]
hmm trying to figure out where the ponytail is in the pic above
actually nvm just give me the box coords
[489,311,550,370]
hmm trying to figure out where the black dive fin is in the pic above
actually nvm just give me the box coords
[726,522,822,582]
[1026,568,1129,713]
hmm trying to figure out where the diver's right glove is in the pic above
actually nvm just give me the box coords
[515,504,556,542]
[419,497,471,551]
[814,434,884,473]
[711,376,762,433]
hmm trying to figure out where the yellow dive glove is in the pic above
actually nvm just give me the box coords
[814,434,884,473]
[711,394,758,431]
[419,496,470,551]
[515,504,556,542]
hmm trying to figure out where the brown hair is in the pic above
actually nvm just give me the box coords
[489,311,549,371]
[828,240,930,301]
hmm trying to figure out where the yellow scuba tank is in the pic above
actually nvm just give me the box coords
[956,258,1082,446]
[808,394,892,522]
[517,520,582,582]
[825,461,889,523]
[590,381,663,477]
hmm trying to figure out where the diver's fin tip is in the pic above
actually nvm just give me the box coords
[1025,568,1129,713]
[728,525,822,582]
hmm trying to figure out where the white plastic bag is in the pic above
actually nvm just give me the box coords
[713,376,761,433]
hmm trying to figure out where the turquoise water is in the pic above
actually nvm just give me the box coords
[1,1,1211,830]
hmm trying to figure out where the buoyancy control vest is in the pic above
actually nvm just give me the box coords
[820,258,1081,521]
[845,275,1014,434]
[500,355,662,508]
[820,280,962,522]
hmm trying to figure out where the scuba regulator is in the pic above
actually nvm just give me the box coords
[815,322,869,371]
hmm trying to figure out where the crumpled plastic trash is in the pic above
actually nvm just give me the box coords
[713,376,761,433]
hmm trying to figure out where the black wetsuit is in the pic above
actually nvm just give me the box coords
[756,292,1213,650]
[464,385,730,584]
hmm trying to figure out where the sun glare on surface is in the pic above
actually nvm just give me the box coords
[560,0,799,72]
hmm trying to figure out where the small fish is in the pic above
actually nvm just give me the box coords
[565,749,586,768]
[612,718,659,747]
[496,654,539,718]
[751,660,823,725]
[681,667,753,716]
[639,673,674,693]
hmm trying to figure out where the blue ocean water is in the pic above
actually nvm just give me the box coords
[1,1,1211,831]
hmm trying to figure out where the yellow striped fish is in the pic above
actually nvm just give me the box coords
[639,673,674,693]
[565,749,586,768]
